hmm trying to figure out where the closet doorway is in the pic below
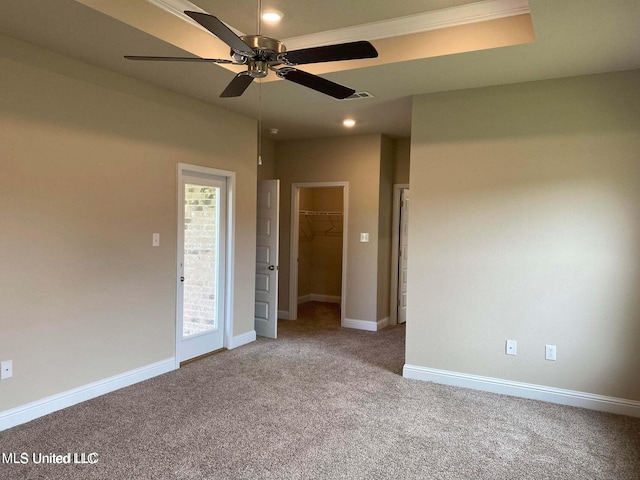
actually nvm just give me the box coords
[290,182,348,325]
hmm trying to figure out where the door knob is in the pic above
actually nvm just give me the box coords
[180,276,185,282]
[268,265,276,271]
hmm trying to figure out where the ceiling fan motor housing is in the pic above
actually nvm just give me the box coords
[232,36,287,78]
[241,35,286,53]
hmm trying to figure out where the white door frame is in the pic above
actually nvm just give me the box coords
[176,163,236,368]
[290,182,348,326]
[390,183,409,325]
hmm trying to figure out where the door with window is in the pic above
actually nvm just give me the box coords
[177,172,227,362]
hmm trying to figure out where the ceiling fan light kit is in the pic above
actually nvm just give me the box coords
[125,10,378,99]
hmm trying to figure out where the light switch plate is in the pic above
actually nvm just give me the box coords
[152,233,160,247]
[506,340,517,356]
[545,344,557,361]
[360,233,369,243]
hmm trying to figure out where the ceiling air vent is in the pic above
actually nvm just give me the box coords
[338,91,374,101]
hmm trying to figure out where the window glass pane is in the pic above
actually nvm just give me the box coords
[183,184,219,338]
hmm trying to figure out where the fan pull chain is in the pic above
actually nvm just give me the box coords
[258,78,262,166]
[257,0,262,36]
[257,0,263,166]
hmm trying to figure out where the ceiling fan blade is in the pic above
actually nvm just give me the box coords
[220,73,254,97]
[184,11,254,57]
[124,55,233,63]
[280,41,378,66]
[276,68,355,99]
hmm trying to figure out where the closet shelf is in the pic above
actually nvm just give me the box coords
[299,210,343,239]
[299,210,343,216]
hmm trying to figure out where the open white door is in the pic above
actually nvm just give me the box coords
[255,180,280,338]
[177,171,227,362]
[398,188,409,324]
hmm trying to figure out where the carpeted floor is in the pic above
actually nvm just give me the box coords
[1,302,639,479]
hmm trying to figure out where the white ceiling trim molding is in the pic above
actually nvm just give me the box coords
[146,0,245,36]
[145,0,529,54]
[283,0,531,50]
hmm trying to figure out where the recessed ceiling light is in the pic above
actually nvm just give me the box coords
[269,128,279,135]
[262,10,283,23]
[343,119,356,128]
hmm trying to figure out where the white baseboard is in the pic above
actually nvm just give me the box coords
[343,317,388,332]
[403,364,640,418]
[312,294,341,304]
[227,330,256,349]
[298,293,341,304]
[297,294,312,304]
[278,310,290,320]
[0,358,175,432]
[343,318,377,331]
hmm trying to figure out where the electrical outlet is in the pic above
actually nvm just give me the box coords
[1,360,13,380]
[545,345,557,361]
[506,340,517,356]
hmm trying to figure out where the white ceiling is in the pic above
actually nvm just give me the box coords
[1,0,639,140]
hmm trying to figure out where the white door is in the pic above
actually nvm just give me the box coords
[177,173,227,362]
[398,188,409,324]
[255,180,280,338]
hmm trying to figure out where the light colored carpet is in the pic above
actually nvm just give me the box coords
[1,302,639,479]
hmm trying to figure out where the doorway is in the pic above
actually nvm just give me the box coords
[176,164,235,364]
[290,182,348,325]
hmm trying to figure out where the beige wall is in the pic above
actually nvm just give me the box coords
[257,137,276,181]
[275,135,390,322]
[0,35,257,411]
[297,188,314,298]
[408,70,640,400]
[394,138,411,185]
[377,137,395,321]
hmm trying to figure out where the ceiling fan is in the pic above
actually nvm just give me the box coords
[125,10,378,99]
